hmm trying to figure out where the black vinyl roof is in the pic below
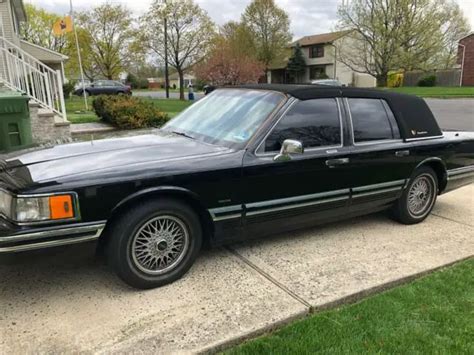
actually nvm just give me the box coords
[231,84,442,140]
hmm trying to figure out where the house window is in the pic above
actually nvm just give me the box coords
[310,45,324,58]
[309,66,327,80]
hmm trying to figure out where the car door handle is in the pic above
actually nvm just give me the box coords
[325,158,350,167]
[395,150,410,157]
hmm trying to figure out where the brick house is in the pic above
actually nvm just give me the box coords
[458,32,474,86]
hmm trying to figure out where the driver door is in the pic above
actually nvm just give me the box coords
[241,98,352,238]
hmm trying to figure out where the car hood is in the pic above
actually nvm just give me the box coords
[0,130,230,186]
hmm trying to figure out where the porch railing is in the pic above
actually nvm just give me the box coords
[0,37,66,120]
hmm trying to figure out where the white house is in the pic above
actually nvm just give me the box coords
[0,0,70,143]
[169,72,196,89]
[268,30,376,87]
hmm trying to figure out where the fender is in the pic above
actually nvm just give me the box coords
[414,157,447,171]
[112,185,206,214]
[412,157,448,192]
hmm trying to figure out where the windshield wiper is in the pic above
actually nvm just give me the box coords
[171,130,195,140]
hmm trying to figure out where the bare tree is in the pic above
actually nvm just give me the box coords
[337,0,470,86]
[241,0,292,75]
[76,4,133,80]
[141,0,216,100]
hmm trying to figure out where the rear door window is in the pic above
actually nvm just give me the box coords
[348,98,400,143]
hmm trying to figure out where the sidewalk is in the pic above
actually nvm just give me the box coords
[0,185,472,353]
[70,122,117,135]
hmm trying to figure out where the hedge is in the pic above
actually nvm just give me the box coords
[92,95,169,129]
[418,75,437,87]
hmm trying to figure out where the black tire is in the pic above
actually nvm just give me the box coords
[107,199,202,289]
[392,166,438,225]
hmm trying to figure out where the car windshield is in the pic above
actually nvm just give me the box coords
[162,89,286,148]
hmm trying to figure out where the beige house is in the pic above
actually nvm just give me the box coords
[169,72,196,89]
[0,0,70,142]
[268,30,376,87]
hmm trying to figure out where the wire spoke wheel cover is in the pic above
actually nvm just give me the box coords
[131,215,190,275]
[407,174,436,218]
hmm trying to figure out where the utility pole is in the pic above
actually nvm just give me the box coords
[69,0,88,111]
[164,0,169,99]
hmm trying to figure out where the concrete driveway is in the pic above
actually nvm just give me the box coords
[1,185,472,353]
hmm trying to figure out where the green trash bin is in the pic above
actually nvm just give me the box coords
[0,90,32,152]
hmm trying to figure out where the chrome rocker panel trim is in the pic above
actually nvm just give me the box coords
[0,222,106,253]
[447,165,474,180]
[209,180,408,221]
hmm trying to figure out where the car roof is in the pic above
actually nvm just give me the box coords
[233,84,404,100]
[229,84,442,140]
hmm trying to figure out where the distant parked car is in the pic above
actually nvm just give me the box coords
[74,79,91,92]
[74,80,132,97]
[311,79,343,86]
[203,85,216,95]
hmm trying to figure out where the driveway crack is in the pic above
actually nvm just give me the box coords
[225,246,312,310]
[431,213,474,228]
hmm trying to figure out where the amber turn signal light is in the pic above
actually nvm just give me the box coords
[49,195,74,220]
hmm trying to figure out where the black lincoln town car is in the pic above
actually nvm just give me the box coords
[1,85,473,289]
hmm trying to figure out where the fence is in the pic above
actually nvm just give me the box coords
[403,69,461,87]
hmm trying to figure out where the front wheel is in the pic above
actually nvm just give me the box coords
[392,167,438,224]
[107,199,202,289]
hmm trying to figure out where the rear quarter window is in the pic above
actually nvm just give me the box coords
[348,98,400,143]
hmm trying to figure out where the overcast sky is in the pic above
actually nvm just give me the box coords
[26,0,474,39]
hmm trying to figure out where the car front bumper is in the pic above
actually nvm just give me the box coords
[0,222,106,253]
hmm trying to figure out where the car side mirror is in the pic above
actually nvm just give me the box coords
[273,139,304,162]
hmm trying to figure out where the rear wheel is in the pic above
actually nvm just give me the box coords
[392,166,438,224]
[107,199,202,289]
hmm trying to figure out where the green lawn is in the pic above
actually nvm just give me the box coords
[385,86,474,98]
[65,96,99,124]
[226,258,474,354]
[144,98,192,118]
[65,95,192,124]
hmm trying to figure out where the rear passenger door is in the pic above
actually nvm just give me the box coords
[343,98,412,212]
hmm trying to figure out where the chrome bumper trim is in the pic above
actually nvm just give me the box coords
[0,223,105,253]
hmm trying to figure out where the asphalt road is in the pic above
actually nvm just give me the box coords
[425,99,474,131]
[134,92,473,132]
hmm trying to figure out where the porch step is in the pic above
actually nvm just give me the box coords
[37,108,71,127]
[31,107,71,143]
[54,115,71,127]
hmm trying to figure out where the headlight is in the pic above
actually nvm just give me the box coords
[0,190,78,224]
[15,197,51,222]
